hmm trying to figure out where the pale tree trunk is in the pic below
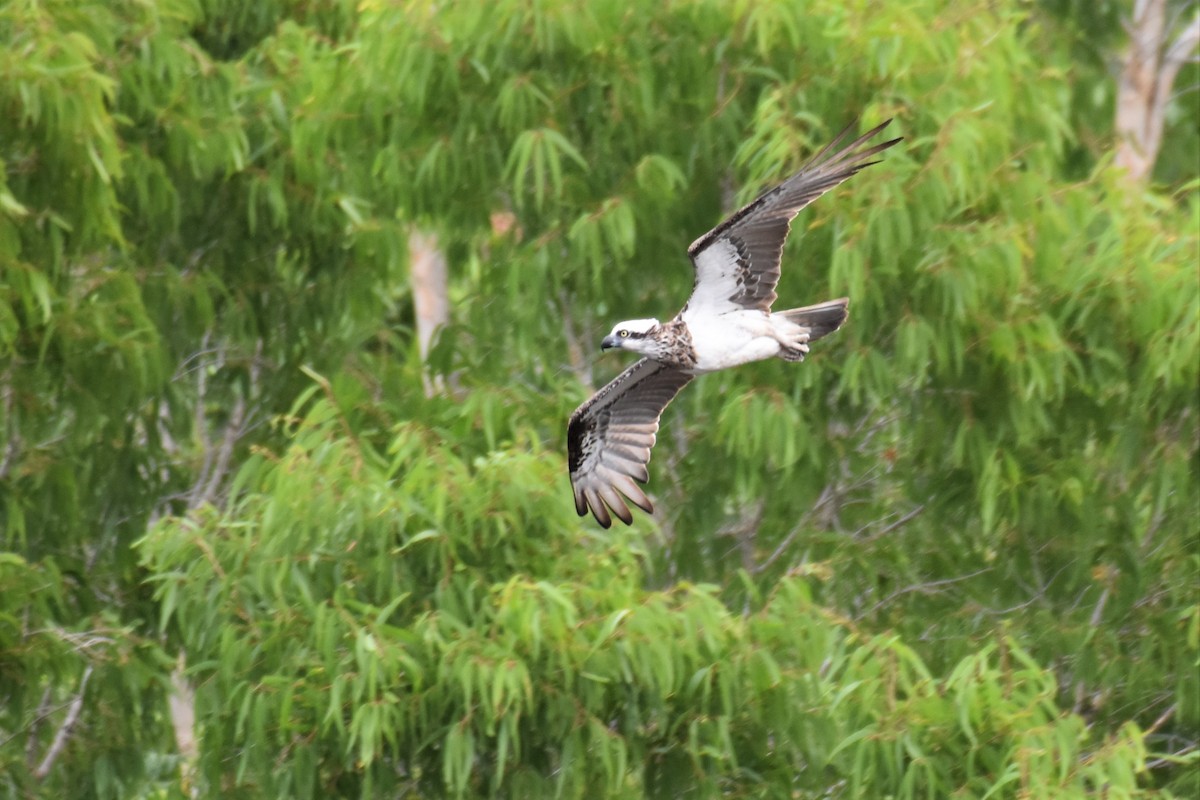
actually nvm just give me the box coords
[408,228,450,397]
[169,654,198,795]
[1114,0,1200,182]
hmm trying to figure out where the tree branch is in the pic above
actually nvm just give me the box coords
[33,665,93,780]
[0,363,19,481]
[854,503,927,542]
[180,337,261,512]
[717,498,765,574]
[21,687,52,768]
[753,483,837,574]
[1115,0,1200,181]
[857,568,994,620]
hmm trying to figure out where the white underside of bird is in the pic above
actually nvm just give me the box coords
[680,308,810,374]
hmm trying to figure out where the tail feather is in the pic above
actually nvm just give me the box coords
[777,298,849,342]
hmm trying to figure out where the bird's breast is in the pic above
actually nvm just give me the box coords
[683,311,780,372]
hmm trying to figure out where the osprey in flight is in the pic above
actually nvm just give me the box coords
[567,120,900,527]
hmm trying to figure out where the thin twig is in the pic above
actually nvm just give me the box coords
[1089,498,1168,627]
[1145,744,1199,770]
[717,498,765,573]
[0,364,18,481]
[754,482,836,574]
[187,333,216,510]
[1145,703,1177,736]
[33,666,93,780]
[22,687,52,767]
[1088,587,1111,628]
[858,568,994,619]
[854,503,927,542]
[0,695,75,755]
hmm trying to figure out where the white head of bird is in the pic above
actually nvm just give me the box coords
[600,318,661,355]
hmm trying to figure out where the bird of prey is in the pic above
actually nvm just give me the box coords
[567,120,900,527]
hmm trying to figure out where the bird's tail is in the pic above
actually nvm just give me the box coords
[777,297,850,342]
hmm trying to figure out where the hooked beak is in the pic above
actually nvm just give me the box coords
[600,335,620,351]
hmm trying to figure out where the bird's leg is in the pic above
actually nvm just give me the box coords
[771,320,811,362]
[776,324,810,354]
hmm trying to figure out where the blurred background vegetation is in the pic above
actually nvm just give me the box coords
[1,0,1197,797]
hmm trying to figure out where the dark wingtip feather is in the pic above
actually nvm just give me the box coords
[593,503,612,528]
[629,494,654,514]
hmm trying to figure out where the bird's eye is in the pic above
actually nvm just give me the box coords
[618,330,629,338]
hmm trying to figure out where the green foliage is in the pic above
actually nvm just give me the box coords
[1,0,1197,797]
[140,389,1158,798]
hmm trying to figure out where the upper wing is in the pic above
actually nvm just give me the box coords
[684,119,901,315]
[567,359,694,528]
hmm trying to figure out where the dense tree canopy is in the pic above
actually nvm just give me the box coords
[2,0,1197,798]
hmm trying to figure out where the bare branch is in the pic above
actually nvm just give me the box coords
[23,687,53,768]
[33,665,93,780]
[748,408,909,575]
[854,503,927,542]
[0,364,19,481]
[1145,702,1177,736]
[170,345,227,382]
[857,568,994,620]
[1089,585,1111,628]
[196,393,245,508]
[185,333,218,510]
[754,483,837,574]
[1171,81,1200,102]
[177,336,262,512]
[716,498,765,574]
[1145,744,1200,770]
[1167,9,1200,64]
[37,628,116,652]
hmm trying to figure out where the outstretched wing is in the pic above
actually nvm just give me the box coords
[684,119,901,316]
[567,359,694,528]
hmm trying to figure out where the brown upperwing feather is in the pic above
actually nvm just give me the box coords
[684,119,901,314]
[567,359,694,528]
